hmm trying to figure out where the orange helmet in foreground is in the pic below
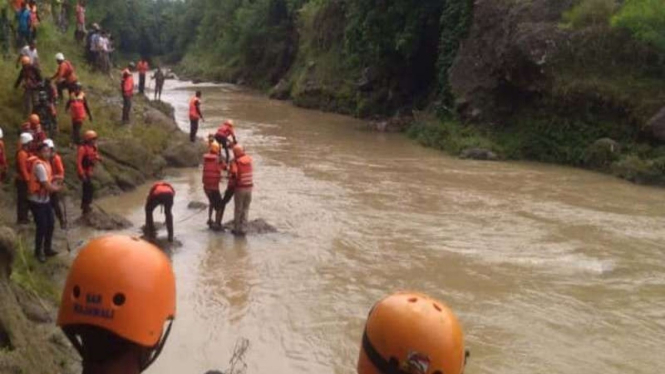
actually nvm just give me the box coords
[58,236,175,369]
[358,292,467,374]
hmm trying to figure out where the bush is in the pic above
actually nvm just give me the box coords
[612,0,665,52]
[563,0,618,28]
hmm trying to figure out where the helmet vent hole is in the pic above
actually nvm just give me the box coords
[73,285,80,299]
[433,303,442,312]
[113,293,126,306]
[408,297,418,303]
[434,371,443,374]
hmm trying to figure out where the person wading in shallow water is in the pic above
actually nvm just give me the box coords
[144,181,176,243]
[57,235,176,374]
[357,291,469,374]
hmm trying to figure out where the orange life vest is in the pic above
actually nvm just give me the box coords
[15,148,31,181]
[234,155,253,189]
[216,124,235,139]
[77,144,99,178]
[27,157,52,197]
[70,92,86,121]
[202,154,223,191]
[150,181,175,197]
[122,69,134,96]
[59,60,77,84]
[137,61,149,74]
[51,153,65,180]
[189,97,200,120]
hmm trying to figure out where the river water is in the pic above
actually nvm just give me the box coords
[98,79,665,374]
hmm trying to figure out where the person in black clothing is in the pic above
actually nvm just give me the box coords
[144,182,175,243]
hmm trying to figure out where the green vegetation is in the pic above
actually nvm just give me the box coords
[562,0,617,28]
[612,0,665,52]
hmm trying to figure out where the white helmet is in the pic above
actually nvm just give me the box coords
[20,132,34,145]
[55,52,65,61]
[0,127,3,139]
[44,139,55,149]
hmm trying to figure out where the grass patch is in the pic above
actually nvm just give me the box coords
[407,113,499,156]
[10,236,60,303]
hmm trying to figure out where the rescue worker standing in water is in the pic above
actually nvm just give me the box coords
[144,181,175,243]
[214,119,237,164]
[77,130,101,215]
[357,292,468,374]
[202,142,227,230]
[57,235,176,374]
[189,91,203,142]
[230,144,253,236]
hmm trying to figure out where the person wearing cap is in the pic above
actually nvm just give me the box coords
[45,139,67,229]
[51,52,78,101]
[28,141,62,262]
[15,132,33,224]
[16,39,38,69]
[0,127,6,182]
[214,119,238,164]
[14,54,42,116]
[57,235,176,373]
[121,62,135,124]
[144,181,176,243]
[77,130,101,214]
[358,292,468,374]
[65,82,93,145]
[229,144,253,236]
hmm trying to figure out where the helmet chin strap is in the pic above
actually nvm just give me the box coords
[362,330,412,374]
[140,320,174,371]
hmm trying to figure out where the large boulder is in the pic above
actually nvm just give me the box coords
[269,79,291,100]
[163,140,206,167]
[143,107,178,132]
[449,0,574,123]
[76,207,133,231]
[583,138,620,169]
[645,106,665,142]
[101,139,164,177]
[460,147,498,161]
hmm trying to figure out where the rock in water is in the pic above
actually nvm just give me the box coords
[460,148,498,161]
[188,201,208,210]
[76,208,133,231]
[222,219,278,235]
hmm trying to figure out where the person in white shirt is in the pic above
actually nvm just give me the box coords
[17,39,39,69]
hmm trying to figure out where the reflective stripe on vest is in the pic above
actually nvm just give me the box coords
[28,157,52,196]
[235,155,253,189]
[189,97,200,120]
[202,154,222,191]
[70,92,86,121]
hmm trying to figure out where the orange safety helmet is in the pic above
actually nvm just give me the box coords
[209,141,220,154]
[232,144,245,158]
[20,55,31,66]
[84,130,98,141]
[29,113,40,125]
[57,235,176,348]
[358,292,467,374]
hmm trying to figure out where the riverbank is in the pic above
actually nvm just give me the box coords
[0,23,203,373]
[170,0,665,188]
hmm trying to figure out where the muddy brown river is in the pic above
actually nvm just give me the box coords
[97,79,665,374]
